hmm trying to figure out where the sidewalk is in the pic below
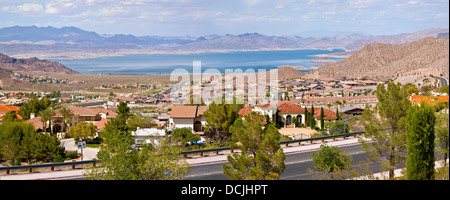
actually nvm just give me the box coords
[354,159,449,180]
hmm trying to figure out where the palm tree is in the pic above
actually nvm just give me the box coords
[39,108,54,134]
[59,107,72,132]
[65,118,72,132]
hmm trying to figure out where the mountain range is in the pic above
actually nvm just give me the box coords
[0,26,447,59]
[306,37,449,80]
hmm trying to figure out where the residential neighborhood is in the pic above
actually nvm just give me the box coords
[0,72,449,181]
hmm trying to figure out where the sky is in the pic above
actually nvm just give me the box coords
[0,0,448,37]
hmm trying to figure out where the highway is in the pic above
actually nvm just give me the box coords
[184,143,382,180]
[1,138,408,180]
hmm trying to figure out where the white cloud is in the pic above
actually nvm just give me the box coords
[2,3,44,14]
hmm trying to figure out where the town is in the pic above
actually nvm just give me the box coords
[1,70,448,167]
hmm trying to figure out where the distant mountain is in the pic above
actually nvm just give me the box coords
[0,26,447,59]
[309,37,449,79]
[437,32,449,39]
[0,53,78,74]
[346,28,449,50]
[0,25,103,43]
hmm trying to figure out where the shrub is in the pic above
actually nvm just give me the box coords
[66,151,78,159]
[53,155,65,163]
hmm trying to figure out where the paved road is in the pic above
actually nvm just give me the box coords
[433,76,448,87]
[184,143,379,180]
[2,137,408,180]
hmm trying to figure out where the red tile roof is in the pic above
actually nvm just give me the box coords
[307,107,337,120]
[94,118,110,131]
[278,103,306,113]
[196,106,209,116]
[170,106,199,118]
[409,95,449,106]
[238,106,254,117]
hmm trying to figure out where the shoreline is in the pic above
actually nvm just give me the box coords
[12,48,348,60]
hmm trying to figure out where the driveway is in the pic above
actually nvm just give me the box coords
[278,128,316,140]
[60,138,99,160]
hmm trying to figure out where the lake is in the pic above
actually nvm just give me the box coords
[51,49,345,74]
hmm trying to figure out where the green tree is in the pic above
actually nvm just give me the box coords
[18,95,54,120]
[403,83,419,96]
[311,143,353,179]
[223,112,285,180]
[304,106,309,127]
[309,105,316,128]
[38,108,54,134]
[435,110,449,166]
[68,122,97,141]
[292,115,298,127]
[127,115,158,131]
[58,107,72,132]
[336,108,339,119]
[406,102,435,180]
[320,107,325,130]
[2,111,18,122]
[86,118,188,180]
[203,101,240,144]
[0,121,63,164]
[116,101,132,119]
[98,117,132,152]
[327,120,350,135]
[171,127,200,145]
[359,82,411,179]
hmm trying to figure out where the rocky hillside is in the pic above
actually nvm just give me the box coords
[0,53,78,74]
[309,37,449,79]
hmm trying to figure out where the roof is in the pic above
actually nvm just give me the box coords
[238,106,254,117]
[27,116,43,130]
[170,106,199,118]
[409,95,449,106]
[0,106,20,112]
[307,107,337,120]
[196,106,209,117]
[278,103,306,113]
[340,106,365,113]
[53,107,118,117]
[94,118,110,131]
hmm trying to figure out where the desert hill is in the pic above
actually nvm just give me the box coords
[307,37,449,79]
[0,53,78,74]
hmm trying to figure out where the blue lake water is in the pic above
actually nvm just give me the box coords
[51,49,345,74]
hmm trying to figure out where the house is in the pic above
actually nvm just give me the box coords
[27,106,118,134]
[329,83,344,89]
[340,106,365,116]
[277,103,308,128]
[340,81,360,87]
[131,127,166,145]
[169,105,208,133]
[307,106,338,129]
[237,103,277,121]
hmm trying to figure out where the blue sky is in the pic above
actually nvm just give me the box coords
[0,0,448,37]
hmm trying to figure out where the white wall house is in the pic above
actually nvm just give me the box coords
[131,127,166,145]
[169,105,208,133]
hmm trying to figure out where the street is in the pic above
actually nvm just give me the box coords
[184,143,381,180]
